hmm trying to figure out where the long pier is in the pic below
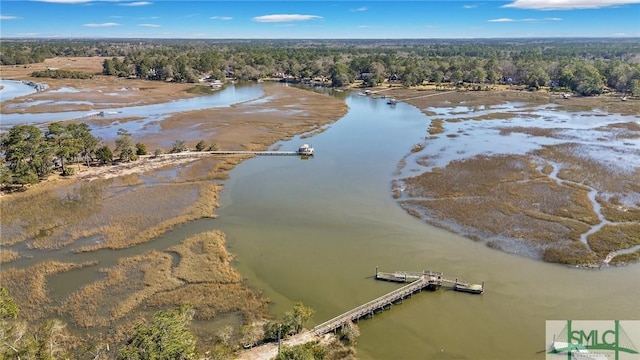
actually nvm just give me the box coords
[312,268,484,336]
[206,150,300,156]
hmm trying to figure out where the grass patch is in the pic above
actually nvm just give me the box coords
[498,127,560,138]
[0,181,105,248]
[0,249,20,263]
[542,242,598,265]
[468,112,519,121]
[598,196,640,222]
[149,231,269,322]
[428,119,445,135]
[168,230,242,284]
[186,85,217,95]
[587,223,640,257]
[60,251,183,328]
[609,250,640,266]
[400,153,608,264]
[146,283,269,322]
[1,261,96,322]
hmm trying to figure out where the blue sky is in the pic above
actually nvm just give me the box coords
[1,0,639,39]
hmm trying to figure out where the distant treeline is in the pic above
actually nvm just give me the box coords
[2,38,640,95]
[31,68,93,79]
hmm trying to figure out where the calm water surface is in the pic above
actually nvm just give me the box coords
[3,82,638,359]
[211,90,640,360]
[0,80,263,138]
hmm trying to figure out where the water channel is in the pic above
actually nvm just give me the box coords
[2,80,639,359]
[210,90,640,360]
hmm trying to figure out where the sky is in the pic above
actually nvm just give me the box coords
[0,0,639,39]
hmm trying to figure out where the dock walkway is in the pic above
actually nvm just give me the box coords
[312,268,484,336]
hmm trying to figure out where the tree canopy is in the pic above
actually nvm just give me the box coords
[118,306,197,360]
[3,38,638,95]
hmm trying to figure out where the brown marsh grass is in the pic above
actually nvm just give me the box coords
[533,143,637,194]
[587,223,640,257]
[598,196,640,222]
[168,230,241,284]
[428,119,445,135]
[146,283,269,322]
[498,127,561,138]
[0,180,105,248]
[541,242,598,264]
[609,250,640,265]
[0,249,20,263]
[60,251,183,328]
[1,261,96,322]
[468,112,523,121]
[150,231,269,322]
[400,154,606,264]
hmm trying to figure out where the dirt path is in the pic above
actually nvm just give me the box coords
[235,331,323,360]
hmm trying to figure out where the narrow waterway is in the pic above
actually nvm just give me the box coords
[210,91,640,360]
[3,81,638,359]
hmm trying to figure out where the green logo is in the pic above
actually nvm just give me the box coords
[547,320,639,360]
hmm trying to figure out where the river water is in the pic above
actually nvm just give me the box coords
[2,81,639,359]
[211,90,640,360]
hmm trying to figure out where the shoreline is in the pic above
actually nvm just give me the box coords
[1,57,639,358]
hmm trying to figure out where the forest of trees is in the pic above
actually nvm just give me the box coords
[0,122,159,189]
[2,38,640,96]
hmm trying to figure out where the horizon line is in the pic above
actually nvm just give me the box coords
[3,36,639,40]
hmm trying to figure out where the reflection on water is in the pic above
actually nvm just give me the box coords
[0,79,39,102]
[416,102,640,173]
[0,80,264,139]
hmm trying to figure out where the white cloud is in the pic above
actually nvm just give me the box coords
[119,1,152,6]
[138,23,160,27]
[489,17,559,22]
[488,18,516,22]
[503,0,640,10]
[0,15,20,20]
[83,22,121,27]
[463,5,478,9]
[253,14,322,22]
[210,16,232,21]
[351,6,368,12]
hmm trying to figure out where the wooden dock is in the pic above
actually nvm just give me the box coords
[312,268,484,336]
[206,150,300,156]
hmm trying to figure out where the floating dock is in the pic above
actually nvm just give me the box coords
[375,267,484,295]
[312,267,484,336]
